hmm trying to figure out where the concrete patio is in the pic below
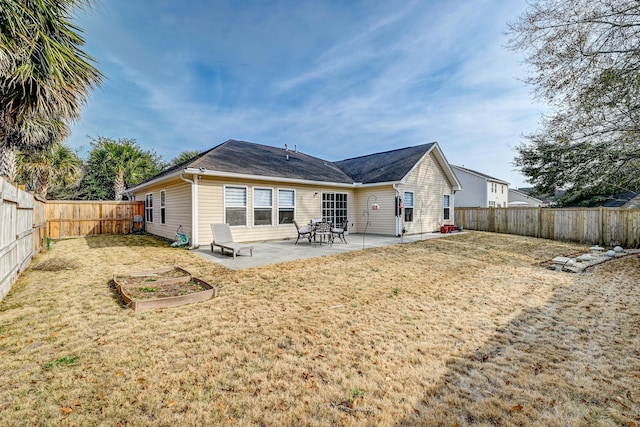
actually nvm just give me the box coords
[193,231,465,269]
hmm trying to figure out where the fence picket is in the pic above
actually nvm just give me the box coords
[1,178,144,302]
[455,207,640,248]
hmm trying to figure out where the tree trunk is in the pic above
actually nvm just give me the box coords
[0,143,17,182]
[114,171,125,201]
[39,170,49,199]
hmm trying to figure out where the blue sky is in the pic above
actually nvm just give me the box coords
[70,0,543,188]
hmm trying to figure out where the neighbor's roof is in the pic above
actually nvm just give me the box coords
[451,164,510,185]
[602,192,640,208]
[335,143,435,184]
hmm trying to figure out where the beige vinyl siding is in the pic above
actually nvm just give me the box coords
[399,151,455,233]
[134,179,192,241]
[354,186,396,235]
[197,176,356,243]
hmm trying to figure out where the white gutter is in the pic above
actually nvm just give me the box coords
[180,173,199,250]
[183,168,361,188]
[393,183,403,239]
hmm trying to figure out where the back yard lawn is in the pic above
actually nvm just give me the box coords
[0,232,638,426]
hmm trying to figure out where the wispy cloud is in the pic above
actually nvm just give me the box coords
[69,0,540,187]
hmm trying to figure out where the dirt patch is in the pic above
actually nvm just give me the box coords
[31,257,78,271]
[118,279,209,299]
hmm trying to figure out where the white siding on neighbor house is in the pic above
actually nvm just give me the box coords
[453,168,487,207]
[400,152,455,233]
[487,181,508,208]
[508,189,542,206]
[134,180,192,241]
[197,176,357,243]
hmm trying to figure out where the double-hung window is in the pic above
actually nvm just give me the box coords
[443,195,451,220]
[145,193,153,223]
[403,191,414,222]
[160,190,166,224]
[278,189,295,224]
[253,188,273,226]
[225,186,247,226]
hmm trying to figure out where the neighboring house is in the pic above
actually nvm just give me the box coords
[596,192,640,208]
[508,188,543,207]
[126,139,462,246]
[450,165,509,208]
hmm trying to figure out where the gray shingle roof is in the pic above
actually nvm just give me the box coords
[192,140,354,183]
[451,165,510,185]
[334,143,435,184]
[130,140,442,190]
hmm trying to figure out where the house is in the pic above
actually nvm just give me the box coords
[606,192,640,208]
[508,188,543,207]
[126,139,462,246]
[450,165,509,208]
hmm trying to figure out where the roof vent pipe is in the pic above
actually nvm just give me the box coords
[286,154,289,161]
[285,144,288,151]
[294,145,297,153]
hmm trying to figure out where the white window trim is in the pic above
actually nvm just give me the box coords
[277,188,296,225]
[403,191,414,222]
[145,193,153,223]
[224,185,248,227]
[160,189,166,225]
[253,186,274,227]
[321,191,349,224]
[443,194,451,220]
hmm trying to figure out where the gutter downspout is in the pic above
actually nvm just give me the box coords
[393,183,403,241]
[180,173,199,249]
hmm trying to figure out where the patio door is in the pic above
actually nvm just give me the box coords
[322,193,348,225]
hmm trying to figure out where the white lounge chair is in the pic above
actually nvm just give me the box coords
[210,223,254,259]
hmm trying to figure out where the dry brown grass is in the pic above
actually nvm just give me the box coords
[0,231,638,426]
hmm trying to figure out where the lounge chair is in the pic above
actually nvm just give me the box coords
[293,220,313,244]
[331,220,348,243]
[210,223,254,259]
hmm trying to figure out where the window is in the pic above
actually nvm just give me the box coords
[322,193,348,225]
[253,188,273,226]
[225,186,247,226]
[145,193,153,223]
[501,185,504,194]
[278,189,295,224]
[160,190,166,224]
[443,195,450,220]
[403,191,414,222]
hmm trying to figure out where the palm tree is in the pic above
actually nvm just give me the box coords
[0,0,102,181]
[16,141,83,198]
[169,150,202,167]
[84,137,164,200]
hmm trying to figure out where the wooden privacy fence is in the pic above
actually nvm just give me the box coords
[0,178,46,301]
[46,200,144,239]
[455,207,640,248]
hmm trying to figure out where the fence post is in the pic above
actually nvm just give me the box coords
[599,206,604,246]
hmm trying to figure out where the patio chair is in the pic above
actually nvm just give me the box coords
[210,223,254,259]
[293,220,313,244]
[331,220,349,243]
